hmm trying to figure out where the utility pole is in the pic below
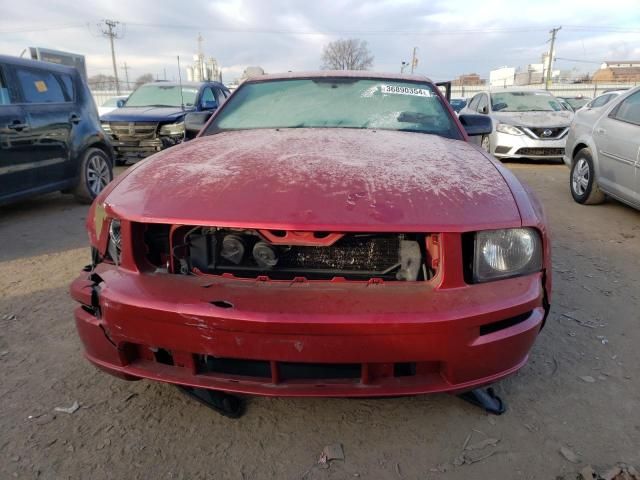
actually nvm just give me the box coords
[121,62,130,90]
[99,19,124,94]
[546,26,561,90]
[410,47,418,74]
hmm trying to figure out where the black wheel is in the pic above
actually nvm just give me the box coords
[570,148,604,205]
[73,148,113,203]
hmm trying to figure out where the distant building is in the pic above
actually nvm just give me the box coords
[186,56,221,82]
[489,67,516,87]
[451,73,485,86]
[27,47,87,80]
[514,63,544,85]
[592,60,640,83]
[241,66,266,80]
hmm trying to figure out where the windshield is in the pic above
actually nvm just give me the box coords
[564,97,590,109]
[491,92,562,112]
[125,84,199,108]
[205,78,461,139]
[450,98,467,112]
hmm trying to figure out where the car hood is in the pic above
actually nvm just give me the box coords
[105,129,521,232]
[492,110,573,127]
[100,106,195,123]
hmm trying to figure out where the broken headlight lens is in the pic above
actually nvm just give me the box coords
[107,219,122,265]
[159,121,185,136]
[473,228,542,282]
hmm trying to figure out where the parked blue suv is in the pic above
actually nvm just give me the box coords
[0,54,114,205]
[100,81,230,164]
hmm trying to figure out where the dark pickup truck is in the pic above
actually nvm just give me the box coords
[100,81,230,164]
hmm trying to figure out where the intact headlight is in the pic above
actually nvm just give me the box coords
[101,123,112,134]
[107,219,121,265]
[496,123,524,136]
[473,228,542,282]
[159,121,185,136]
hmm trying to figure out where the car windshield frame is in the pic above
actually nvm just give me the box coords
[203,77,463,140]
[124,84,199,108]
[490,91,563,112]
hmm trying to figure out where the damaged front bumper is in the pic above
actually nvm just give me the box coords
[70,262,549,397]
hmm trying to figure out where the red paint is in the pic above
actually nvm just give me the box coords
[73,72,551,398]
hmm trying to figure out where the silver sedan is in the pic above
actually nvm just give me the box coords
[460,90,573,161]
[563,86,640,209]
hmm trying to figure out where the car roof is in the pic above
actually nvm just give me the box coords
[137,80,227,88]
[488,89,553,95]
[243,70,434,84]
[0,54,78,75]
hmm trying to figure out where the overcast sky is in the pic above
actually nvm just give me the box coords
[1,0,639,85]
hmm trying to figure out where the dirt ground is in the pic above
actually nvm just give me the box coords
[1,163,639,480]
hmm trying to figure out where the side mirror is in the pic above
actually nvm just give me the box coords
[459,114,493,136]
[184,111,213,138]
[480,105,488,114]
[202,100,219,110]
[116,99,126,108]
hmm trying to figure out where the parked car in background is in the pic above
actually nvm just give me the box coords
[558,96,591,111]
[567,90,628,141]
[71,71,550,414]
[98,95,128,117]
[564,86,640,209]
[557,98,574,112]
[100,81,230,164]
[583,90,625,110]
[449,97,467,113]
[460,89,573,161]
[0,54,114,205]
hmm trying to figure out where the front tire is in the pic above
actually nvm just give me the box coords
[73,148,113,204]
[570,148,604,205]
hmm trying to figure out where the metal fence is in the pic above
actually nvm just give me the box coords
[451,82,639,99]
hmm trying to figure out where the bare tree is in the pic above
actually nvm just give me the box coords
[321,39,374,70]
[134,73,154,88]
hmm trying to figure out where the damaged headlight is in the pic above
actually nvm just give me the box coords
[472,228,542,282]
[159,121,185,136]
[496,123,524,136]
[107,219,122,265]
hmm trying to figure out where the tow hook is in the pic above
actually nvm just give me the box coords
[177,386,245,419]
[457,387,506,415]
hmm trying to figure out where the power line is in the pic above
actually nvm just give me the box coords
[0,23,86,34]
[556,57,602,64]
[1,21,638,36]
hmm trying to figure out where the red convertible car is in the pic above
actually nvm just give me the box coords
[71,72,551,416]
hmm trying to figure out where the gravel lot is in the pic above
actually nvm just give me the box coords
[1,163,639,479]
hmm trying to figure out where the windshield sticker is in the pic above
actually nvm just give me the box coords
[380,85,431,97]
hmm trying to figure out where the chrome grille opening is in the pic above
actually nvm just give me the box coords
[516,147,564,157]
[106,122,159,140]
[147,227,434,281]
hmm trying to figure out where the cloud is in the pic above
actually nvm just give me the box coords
[0,0,638,83]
